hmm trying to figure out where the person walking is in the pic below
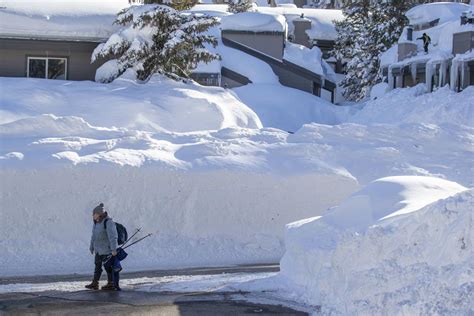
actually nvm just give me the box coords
[417,33,431,53]
[85,203,120,291]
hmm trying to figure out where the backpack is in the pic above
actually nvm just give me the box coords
[104,219,128,245]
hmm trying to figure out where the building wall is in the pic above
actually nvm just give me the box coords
[398,42,417,61]
[0,38,106,81]
[470,62,474,86]
[190,72,221,86]
[452,31,474,55]
[221,31,285,60]
[293,0,307,8]
[221,75,245,89]
[271,64,314,94]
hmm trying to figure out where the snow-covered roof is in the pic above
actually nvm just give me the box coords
[381,3,474,68]
[0,0,128,41]
[258,7,343,41]
[220,12,287,33]
[406,2,470,26]
[283,42,335,79]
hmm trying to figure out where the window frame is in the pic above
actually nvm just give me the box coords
[26,56,68,80]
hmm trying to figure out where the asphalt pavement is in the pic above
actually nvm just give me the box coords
[0,264,309,316]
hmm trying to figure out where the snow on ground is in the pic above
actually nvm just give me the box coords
[194,25,345,130]
[0,272,277,294]
[1,75,473,276]
[274,177,473,315]
[348,84,474,126]
[233,84,345,131]
[0,76,262,133]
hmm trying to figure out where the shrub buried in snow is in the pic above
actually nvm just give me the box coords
[92,4,220,83]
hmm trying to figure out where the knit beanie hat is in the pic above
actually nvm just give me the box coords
[92,203,105,215]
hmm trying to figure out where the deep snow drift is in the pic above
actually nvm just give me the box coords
[0,168,356,276]
[252,177,473,315]
[1,76,473,276]
[0,76,262,132]
[349,85,474,126]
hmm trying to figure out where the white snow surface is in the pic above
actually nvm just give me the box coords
[0,0,128,40]
[0,75,262,133]
[257,7,343,41]
[275,177,473,315]
[1,66,473,280]
[406,2,470,26]
[233,84,343,132]
[0,271,277,294]
[283,43,335,78]
[348,84,474,126]
[220,12,287,32]
[382,3,473,72]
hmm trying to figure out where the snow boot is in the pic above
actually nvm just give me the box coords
[85,281,99,290]
[101,282,116,291]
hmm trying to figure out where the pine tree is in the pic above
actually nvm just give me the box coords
[128,0,197,11]
[332,0,371,101]
[227,0,255,14]
[92,4,219,83]
[332,0,410,101]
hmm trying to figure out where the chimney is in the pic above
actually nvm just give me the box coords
[407,25,413,41]
[292,18,312,48]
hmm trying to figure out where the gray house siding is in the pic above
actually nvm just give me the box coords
[0,38,105,81]
[471,61,474,86]
[222,36,336,103]
[292,19,312,48]
[398,42,417,61]
[221,31,285,60]
[452,31,474,55]
[221,67,252,88]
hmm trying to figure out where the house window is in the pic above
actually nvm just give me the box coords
[27,57,67,80]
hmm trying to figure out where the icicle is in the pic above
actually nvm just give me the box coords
[461,60,466,89]
[450,58,459,91]
[410,63,417,83]
[388,66,394,90]
[426,61,433,91]
[439,60,446,87]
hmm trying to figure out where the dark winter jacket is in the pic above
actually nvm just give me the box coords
[90,212,118,256]
[417,34,431,46]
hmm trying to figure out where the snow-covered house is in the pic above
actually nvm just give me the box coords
[382,3,474,92]
[258,7,343,58]
[0,1,126,81]
[219,12,337,102]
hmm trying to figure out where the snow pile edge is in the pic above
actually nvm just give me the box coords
[279,176,473,315]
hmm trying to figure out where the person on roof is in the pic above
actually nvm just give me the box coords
[417,33,431,53]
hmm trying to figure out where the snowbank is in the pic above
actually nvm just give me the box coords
[0,0,128,40]
[348,84,474,126]
[0,168,357,276]
[278,176,472,314]
[233,84,344,131]
[0,76,262,133]
[220,12,287,32]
